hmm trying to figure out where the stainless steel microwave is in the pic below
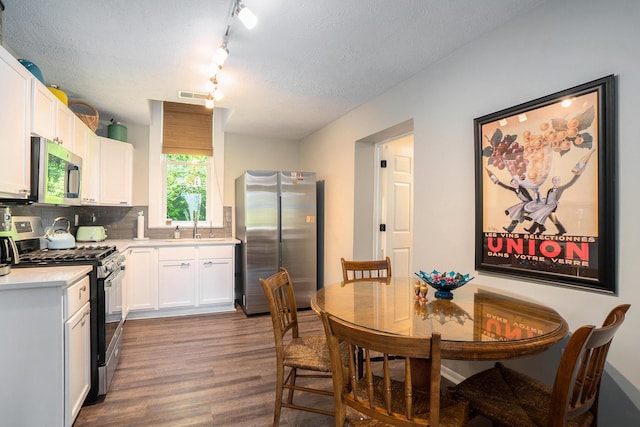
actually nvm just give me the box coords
[30,137,82,205]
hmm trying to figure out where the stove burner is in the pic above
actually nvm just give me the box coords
[18,245,118,265]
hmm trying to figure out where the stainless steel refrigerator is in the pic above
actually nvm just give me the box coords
[235,170,317,315]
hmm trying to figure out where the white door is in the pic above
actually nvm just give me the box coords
[378,134,414,278]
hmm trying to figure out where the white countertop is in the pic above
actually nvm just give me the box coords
[104,237,240,252]
[0,265,93,291]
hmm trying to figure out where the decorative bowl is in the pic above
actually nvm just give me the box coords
[414,270,474,299]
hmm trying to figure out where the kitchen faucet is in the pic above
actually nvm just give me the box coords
[193,210,201,239]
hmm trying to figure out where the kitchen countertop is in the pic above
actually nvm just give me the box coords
[0,265,93,291]
[103,237,240,252]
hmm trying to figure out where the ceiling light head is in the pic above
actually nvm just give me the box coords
[236,1,257,29]
[205,93,214,109]
[214,41,229,67]
[212,87,224,101]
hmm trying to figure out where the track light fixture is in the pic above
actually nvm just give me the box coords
[205,93,214,109]
[236,1,257,29]
[214,40,229,67]
[200,0,258,108]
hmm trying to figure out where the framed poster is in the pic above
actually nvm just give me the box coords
[475,75,616,293]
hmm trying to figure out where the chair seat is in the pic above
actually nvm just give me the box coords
[456,362,594,427]
[284,334,333,371]
[346,375,468,427]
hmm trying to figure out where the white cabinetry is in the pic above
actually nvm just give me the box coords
[158,247,196,308]
[0,268,92,427]
[198,245,234,305]
[128,247,158,312]
[122,249,131,319]
[0,46,31,200]
[31,80,75,151]
[64,276,91,427]
[126,242,236,319]
[99,137,132,206]
[75,118,101,204]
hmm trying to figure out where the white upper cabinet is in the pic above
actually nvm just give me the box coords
[75,118,101,205]
[31,79,75,151]
[99,137,132,206]
[0,46,31,200]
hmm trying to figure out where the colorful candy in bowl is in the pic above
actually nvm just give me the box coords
[414,270,474,299]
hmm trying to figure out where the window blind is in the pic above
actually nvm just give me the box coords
[162,101,213,156]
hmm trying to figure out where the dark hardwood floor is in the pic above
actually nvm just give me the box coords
[74,307,335,426]
[74,306,486,427]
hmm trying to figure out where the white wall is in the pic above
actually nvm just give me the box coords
[301,0,640,419]
[223,133,301,206]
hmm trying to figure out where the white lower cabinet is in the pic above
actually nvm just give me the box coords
[65,300,91,426]
[127,243,235,318]
[0,270,91,427]
[198,246,234,305]
[128,247,158,312]
[158,246,196,308]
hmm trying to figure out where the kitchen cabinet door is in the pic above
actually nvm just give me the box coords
[159,260,196,308]
[99,137,132,206]
[0,47,31,199]
[31,79,57,140]
[81,132,101,204]
[65,301,91,427]
[122,250,131,319]
[56,101,75,151]
[198,258,233,305]
[31,79,75,151]
[128,248,158,311]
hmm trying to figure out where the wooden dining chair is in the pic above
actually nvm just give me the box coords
[320,311,469,427]
[341,257,392,281]
[260,267,335,426]
[455,304,630,427]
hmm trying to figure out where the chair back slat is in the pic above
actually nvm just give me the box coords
[550,304,630,426]
[341,257,392,281]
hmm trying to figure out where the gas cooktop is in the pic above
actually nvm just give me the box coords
[18,245,118,264]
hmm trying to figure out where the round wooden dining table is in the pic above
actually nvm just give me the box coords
[311,277,569,361]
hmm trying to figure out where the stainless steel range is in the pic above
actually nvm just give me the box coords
[10,216,125,403]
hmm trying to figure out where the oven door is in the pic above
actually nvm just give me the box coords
[101,265,125,395]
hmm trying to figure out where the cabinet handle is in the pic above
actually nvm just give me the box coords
[19,188,30,195]
[181,262,190,267]
[203,261,213,266]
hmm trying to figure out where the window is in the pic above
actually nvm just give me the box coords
[165,154,209,222]
[148,101,224,229]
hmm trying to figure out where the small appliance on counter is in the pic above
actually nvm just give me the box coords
[76,226,107,242]
[43,217,76,249]
[0,205,18,274]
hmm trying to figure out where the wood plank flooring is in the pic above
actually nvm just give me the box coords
[74,307,335,426]
[74,307,485,427]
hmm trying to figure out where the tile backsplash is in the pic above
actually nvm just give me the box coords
[8,205,233,240]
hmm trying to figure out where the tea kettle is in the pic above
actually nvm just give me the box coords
[44,217,76,249]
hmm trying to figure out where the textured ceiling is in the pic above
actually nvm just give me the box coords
[2,0,546,140]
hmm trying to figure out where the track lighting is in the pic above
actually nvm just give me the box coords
[212,87,224,102]
[199,0,259,108]
[205,93,214,109]
[214,40,229,67]
[236,1,257,29]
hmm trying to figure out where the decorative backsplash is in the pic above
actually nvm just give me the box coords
[8,205,233,240]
